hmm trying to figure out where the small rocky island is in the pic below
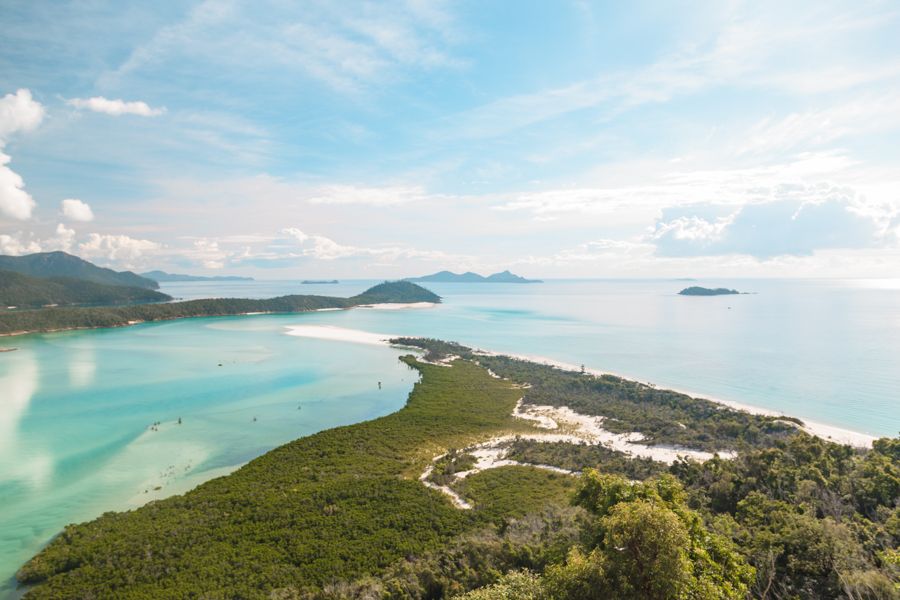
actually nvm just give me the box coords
[678,286,741,296]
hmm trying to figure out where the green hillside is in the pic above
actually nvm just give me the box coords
[0,252,159,289]
[0,270,171,308]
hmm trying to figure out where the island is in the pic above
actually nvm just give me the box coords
[301,279,339,284]
[678,286,741,296]
[15,336,897,599]
[0,281,439,337]
[142,270,255,283]
[406,270,542,283]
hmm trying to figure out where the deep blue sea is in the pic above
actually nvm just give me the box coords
[1,278,898,594]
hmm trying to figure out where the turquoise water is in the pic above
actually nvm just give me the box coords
[2,278,899,595]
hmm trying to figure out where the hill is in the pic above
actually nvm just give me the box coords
[678,286,741,296]
[0,280,440,336]
[141,270,254,282]
[0,252,159,289]
[0,270,171,308]
[407,270,542,283]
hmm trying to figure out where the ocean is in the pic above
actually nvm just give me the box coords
[1,277,898,594]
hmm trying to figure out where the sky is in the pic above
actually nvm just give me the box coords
[1,0,899,279]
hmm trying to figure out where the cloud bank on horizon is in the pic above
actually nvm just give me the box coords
[0,0,899,277]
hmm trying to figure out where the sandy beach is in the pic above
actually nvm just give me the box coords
[282,325,878,448]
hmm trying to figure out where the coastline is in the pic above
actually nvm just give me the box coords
[282,324,877,449]
[0,302,438,338]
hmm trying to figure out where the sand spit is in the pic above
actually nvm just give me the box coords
[280,326,878,449]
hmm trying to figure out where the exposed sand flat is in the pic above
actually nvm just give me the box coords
[355,302,437,310]
[284,325,393,346]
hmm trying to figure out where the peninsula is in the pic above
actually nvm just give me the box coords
[0,281,439,337]
[16,337,897,599]
[406,270,542,283]
[678,286,741,296]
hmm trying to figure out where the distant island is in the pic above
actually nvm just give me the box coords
[301,280,338,284]
[142,270,254,283]
[678,286,741,296]
[0,280,439,336]
[406,270,542,283]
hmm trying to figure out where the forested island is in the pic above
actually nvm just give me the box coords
[16,338,898,599]
[0,281,439,336]
[406,270,543,283]
[678,286,742,296]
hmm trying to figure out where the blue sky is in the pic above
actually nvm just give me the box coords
[1,0,899,278]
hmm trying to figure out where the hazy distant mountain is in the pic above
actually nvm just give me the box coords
[0,270,171,308]
[406,270,542,283]
[0,252,159,289]
[142,270,254,283]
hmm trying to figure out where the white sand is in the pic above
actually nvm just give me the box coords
[284,325,393,346]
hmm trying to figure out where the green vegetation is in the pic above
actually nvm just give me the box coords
[0,281,440,335]
[0,269,171,308]
[392,338,801,453]
[673,435,900,598]
[678,286,741,296]
[504,439,666,480]
[0,251,158,289]
[451,466,575,521]
[15,344,899,599]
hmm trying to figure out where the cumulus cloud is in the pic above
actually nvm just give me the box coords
[78,233,161,262]
[60,198,94,222]
[0,232,41,255]
[0,89,45,220]
[67,96,165,117]
[651,194,883,258]
[41,223,77,252]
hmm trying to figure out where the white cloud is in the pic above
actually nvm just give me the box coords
[307,184,431,206]
[78,233,161,262]
[61,198,95,222]
[0,89,44,138]
[45,223,76,252]
[0,233,41,255]
[0,89,44,220]
[67,96,165,117]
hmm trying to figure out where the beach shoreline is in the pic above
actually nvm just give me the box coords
[282,324,878,448]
